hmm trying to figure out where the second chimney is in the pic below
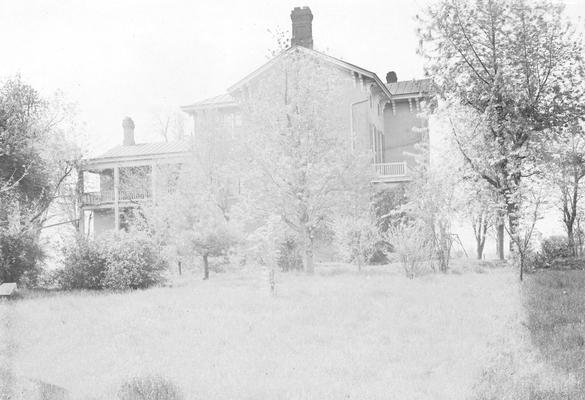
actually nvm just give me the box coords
[386,71,398,84]
[122,117,135,146]
[291,7,313,49]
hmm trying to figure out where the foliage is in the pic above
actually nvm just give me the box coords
[276,237,303,272]
[239,49,373,273]
[117,375,184,400]
[383,221,432,279]
[531,235,572,269]
[57,232,166,290]
[334,214,380,270]
[0,229,45,285]
[505,182,546,280]
[372,184,409,232]
[0,76,82,284]
[461,178,502,260]
[141,135,240,280]
[402,142,458,272]
[100,232,167,290]
[418,0,585,260]
[546,123,585,256]
[58,237,107,290]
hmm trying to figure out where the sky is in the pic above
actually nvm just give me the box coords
[1,0,585,156]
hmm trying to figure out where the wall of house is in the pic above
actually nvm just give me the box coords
[93,209,114,236]
[383,99,427,170]
[228,55,379,156]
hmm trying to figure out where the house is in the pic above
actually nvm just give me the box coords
[78,118,190,236]
[182,7,432,182]
[79,6,431,237]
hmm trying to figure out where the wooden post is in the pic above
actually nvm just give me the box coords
[77,169,85,236]
[114,166,120,230]
[151,162,157,204]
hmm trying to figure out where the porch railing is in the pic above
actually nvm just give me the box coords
[82,190,151,206]
[374,161,408,178]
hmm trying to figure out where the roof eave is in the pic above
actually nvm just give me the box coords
[180,101,239,114]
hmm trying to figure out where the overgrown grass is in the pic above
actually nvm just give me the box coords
[0,263,521,399]
[524,270,585,398]
[472,269,585,399]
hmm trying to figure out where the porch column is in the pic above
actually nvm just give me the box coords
[151,162,157,204]
[114,166,120,230]
[77,169,85,236]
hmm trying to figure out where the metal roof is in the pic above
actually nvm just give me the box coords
[386,78,433,96]
[181,93,237,113]
[95,140,190,160]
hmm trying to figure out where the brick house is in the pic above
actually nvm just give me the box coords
[79,6,431,236]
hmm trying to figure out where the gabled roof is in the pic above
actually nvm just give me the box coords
[181,93,237,113]
[92,141,190,160]
[386,78,433,97]
[226,45,393,99]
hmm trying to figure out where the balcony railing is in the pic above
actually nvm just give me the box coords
[374,162,409,181]
[82,190,151,206]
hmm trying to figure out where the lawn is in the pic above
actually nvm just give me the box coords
[0,263,549,399]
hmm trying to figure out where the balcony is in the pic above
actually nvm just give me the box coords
[82,190,151,207]
[373,161,410,183]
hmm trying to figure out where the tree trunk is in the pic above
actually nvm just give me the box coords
[496,222,505,260]
[567,225,576,257]
[304,245,314,274]
[202,254,209,280]
[477,241,485,260]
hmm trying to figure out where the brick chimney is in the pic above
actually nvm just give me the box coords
[122,117,135,146]
[291,6,313,49]
[386,71,398,84]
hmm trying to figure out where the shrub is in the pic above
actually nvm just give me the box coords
[532,236,572,269]
[58,238,107,290]
[277,237,303,272]
[383,222,432,278]
[100,232,167,290]
[117,375,183,400]
[57,232,166,290]
[0,230,45,285]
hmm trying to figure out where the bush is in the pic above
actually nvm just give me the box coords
[57,231,167,290]
[0,230,45,285]
[58,238,107,290]
[100,232,167,290]
[532,236,571,269]
[277,237,303,272]
[117,375,183,400]
[383,222,432,278]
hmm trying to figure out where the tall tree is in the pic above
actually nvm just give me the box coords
[140,111,240,280]
[0,76,81,282]
[418,0,585,262]
[239,51,373,273]
[546,123,585,256]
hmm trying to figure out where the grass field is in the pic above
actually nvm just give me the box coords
[0,262,573,399]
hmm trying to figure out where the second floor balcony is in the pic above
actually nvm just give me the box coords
[82,190,151,207]
[373,161,410,183]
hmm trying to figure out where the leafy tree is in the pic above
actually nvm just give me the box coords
[239,50,373,273]
[141,115,240,280]
[546,123,585,256]
[0,76,81,283]
[418,0,585,263]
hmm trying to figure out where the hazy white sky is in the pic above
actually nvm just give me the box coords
[1,0,584,155]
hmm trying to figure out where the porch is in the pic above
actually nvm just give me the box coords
[81,190,152,208]
[373,161,411,183]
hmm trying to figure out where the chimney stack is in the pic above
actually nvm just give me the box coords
[291,7,313,49]
[386,71,398,84]
[122,117,135,146]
